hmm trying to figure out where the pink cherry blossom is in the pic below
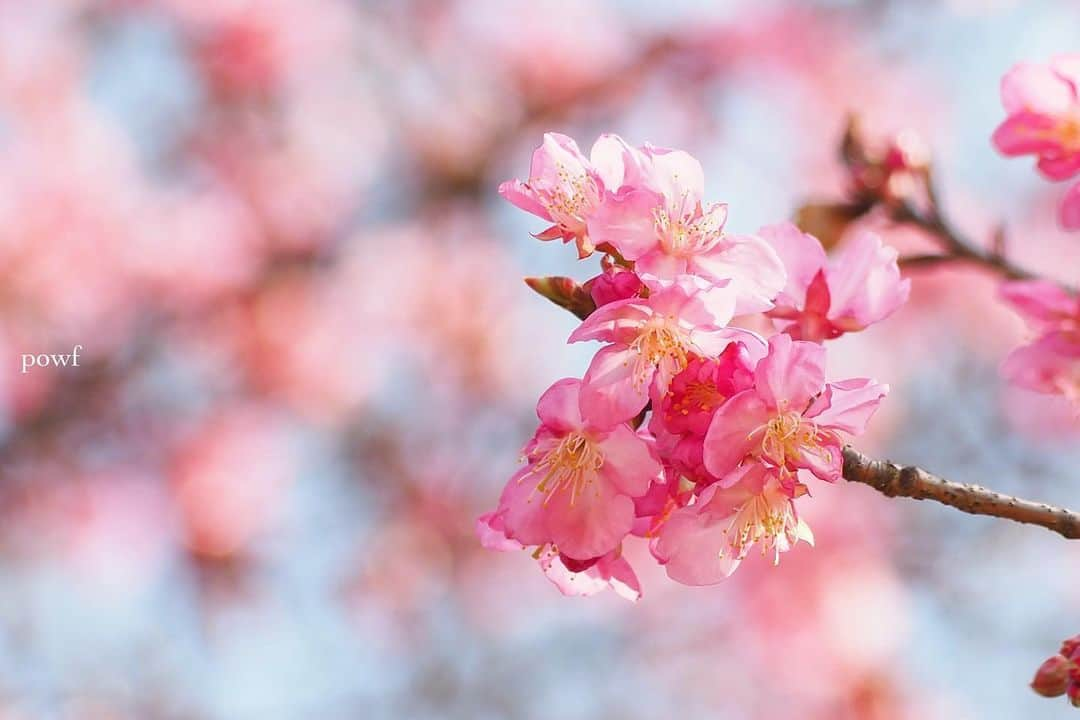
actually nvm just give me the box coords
[703,334,888,482]
[484,378,661,561]
[499,133,638,258]
[588,144,785,312]
[569,277,750,428]
[652,463,814,585]
[992,55,1080,182]
[649,341,763,485]
[761,223,910,342]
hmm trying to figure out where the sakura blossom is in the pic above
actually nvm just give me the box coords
[703,334,888,483]
[485,378,661,561]
[761,222,910,342]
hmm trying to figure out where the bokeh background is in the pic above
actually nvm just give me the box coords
[1,1,1079,718]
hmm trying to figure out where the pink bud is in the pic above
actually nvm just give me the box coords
[1032,655,1071,697]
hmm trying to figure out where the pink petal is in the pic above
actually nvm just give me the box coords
[702,390,770,479]
[498,180,552,220]
[496,466,551,548]
[536,378,585,433]
[476,512,523,552]
[641,146,705,216]
[597,424,661,497]
[567,298,649,344]
[589,134,646,191]
[634,248,689,281]
[1051,54,1080,93]
[806,378,889,435]
[992,113,1064,156]
[543,479,635,560]
[758,221,827,306]
[586,188,664,260]
[1037,153,1080,181]
[531,132,590,187]
[689,234,786,314]
[999,280,1078,329]
[1000,63,1075,115]
[579,345,651,428]
[826,232,910,330]
[754,334,826,412]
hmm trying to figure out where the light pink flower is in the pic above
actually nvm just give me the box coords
[703,334,888,482]
[569,278,749,428]
[762,223,910,342]
[652,464,813,585]
[498,133,638,258]
[992,55,1080,182]
[649,341,763,485]
[484,378,661,560]
[587,145,785,313]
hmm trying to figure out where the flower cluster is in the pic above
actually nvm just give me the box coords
[1032,634,1080,707]
[1000,280,1080,404]
[480,133,909,598]
[992,54,1080,230]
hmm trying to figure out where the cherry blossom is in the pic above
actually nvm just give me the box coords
[484,378,661,561]
[703,334,888,483]
[761,222,910,342]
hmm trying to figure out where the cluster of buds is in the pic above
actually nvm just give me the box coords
[1032,635,1080,707]
[842,117,931,209]
[796,118,930,250]
[478,133,910,598]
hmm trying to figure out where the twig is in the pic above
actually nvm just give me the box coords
[892,200,1042,283]
[842,446,1080,540]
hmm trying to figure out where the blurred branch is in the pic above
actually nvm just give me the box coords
[891,199,1045,284]
[843,447,1080,540]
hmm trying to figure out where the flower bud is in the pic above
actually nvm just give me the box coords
[1032,655,1071,697]
[524,276,596,320]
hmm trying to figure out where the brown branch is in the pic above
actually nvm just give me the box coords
[842,446,1080,540]
[891,200,1044,283]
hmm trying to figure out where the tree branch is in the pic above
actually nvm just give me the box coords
[842,446,1080,540]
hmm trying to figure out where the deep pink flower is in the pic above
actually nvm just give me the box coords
[992,55,1080,182]
[484,378,661,560]
[702,334,888,482]
[569,278,750,428]
[587,145,785,313]
[498,133,638,258]
[649,341,763,485]
[762,223,910,342]
[652,463,814,585]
